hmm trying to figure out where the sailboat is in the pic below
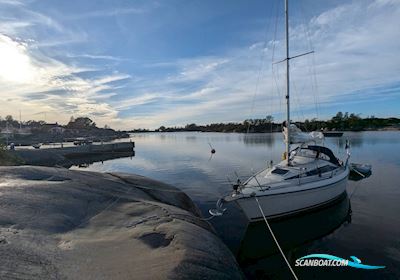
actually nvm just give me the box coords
[211,0,350,221]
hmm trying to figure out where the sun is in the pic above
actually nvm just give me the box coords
[0,34,36,84]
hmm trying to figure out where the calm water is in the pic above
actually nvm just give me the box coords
[71,131,400,279]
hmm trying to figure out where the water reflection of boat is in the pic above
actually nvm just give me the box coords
[237,192,351,262]
[242,134,275,147]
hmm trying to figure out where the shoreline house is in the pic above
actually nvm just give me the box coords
[43,123,66,134]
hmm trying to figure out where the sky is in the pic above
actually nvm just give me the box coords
[0,0,399,129]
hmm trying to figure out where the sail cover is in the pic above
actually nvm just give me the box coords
[283,124,324,144]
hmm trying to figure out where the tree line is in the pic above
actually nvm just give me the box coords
[0,116,128,144]
[153,112,400,133]
[0,115,104,130]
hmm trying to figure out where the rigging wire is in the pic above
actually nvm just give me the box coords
[298,1,321,126]
[266,0,283,161]
[246,1,276,135]
[271,0,284,152]
[291,78,308,132]
[271,0,283,117]
[266,0,285,162]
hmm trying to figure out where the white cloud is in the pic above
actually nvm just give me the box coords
[0,21,32,35]
[66,53,125,61]
[0,0,23,6]
[115,93,162,110]
[116,0,400,128]
[64,7,145,20]
[0,0,399,130]
[177,58,230,81]
[0,0,134,127]
[0,33,126,126]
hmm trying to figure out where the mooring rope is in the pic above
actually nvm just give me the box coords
[254,197,299,280]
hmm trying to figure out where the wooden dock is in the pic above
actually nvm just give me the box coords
[12,141,135,166]
[62,142,135,158]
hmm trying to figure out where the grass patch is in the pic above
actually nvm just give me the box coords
[0,143,24,166]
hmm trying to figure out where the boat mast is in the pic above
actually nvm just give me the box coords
[285,0,290,165]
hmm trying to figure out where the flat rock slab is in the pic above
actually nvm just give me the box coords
[0,166,242,280]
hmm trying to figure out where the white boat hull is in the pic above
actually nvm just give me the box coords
[234,173,348,221]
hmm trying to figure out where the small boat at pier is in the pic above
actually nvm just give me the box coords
[32,143,42,149]
[350,163,372,176]
[322,131,344,137]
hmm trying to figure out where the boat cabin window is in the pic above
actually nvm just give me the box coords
[305,165,337,176]
[271,168,289,175]
[319,165,337,173]
[285,165,338,180]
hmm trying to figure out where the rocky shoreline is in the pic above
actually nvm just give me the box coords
[0,166,243,279]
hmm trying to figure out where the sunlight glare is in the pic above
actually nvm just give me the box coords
[0,35,36,84]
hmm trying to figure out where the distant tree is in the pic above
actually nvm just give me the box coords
[67,117,97,129]
[333,112,343,121]
[330,112,345,130]
[3,115,20,128]
[265,115,274,123]
[348,113,362,130]
[185,123,198,131]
